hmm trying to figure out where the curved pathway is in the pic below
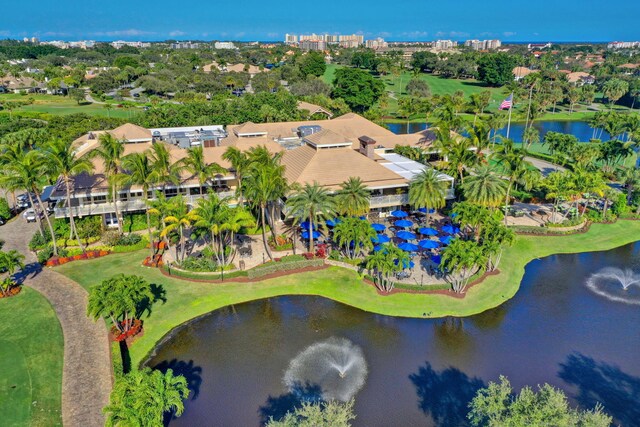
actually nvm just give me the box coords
[0,218,111,427]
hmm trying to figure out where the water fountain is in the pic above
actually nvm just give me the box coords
[585,267,640,305]
[283,337,368,402]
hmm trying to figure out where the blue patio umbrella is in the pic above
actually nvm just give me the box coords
[442,225,460,235]
[431,254,442,264]
[450,212,458,219]
[394,219,414,228]
[300,221,317,230]
[371,234,391,244]
[373,244,388,252]
[417,207,437,214]
[396,231,417,240]
[418,239,439,249]
[439,235,453,245]
[358,215,367,220]
[301,230,321,239]
[395,258,415,269]
[390,210,408,218]
[371,223,386,232]
[325,218,341,227]
[398,242,419,252]
[419,227,438,236]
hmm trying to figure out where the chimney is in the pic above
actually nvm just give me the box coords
[358,135,376,159]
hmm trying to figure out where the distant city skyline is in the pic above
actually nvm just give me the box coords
[2,0,639,42]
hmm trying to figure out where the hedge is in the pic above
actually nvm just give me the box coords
[247,258,324,279]
[54,236,101,248]
[163,266,248,280]
[91,235,149,254]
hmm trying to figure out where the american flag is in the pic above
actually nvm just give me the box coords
[499,93,513,110]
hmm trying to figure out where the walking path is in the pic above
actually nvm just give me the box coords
[0,218,111,427]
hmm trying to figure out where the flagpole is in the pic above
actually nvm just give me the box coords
[506,92,513,139]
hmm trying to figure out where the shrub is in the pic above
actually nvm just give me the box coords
[268,234,293,251]
[0,198,11,220]
[38,247,69,264]
[247,259,323,279]
[122,213,157,232]
[179,256,219,272]
[116,233,142,246]
[102,230,122,246]
[30,230,51,251]
[279,254,305,262]
[612,193,628,216]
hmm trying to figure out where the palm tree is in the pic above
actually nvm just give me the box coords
[441,239,487,293]
[104,367,189,427]
[193,193,231,266]
[408,169,448,221]
[364,244,408,293]
[285,182,336,254]
[179,146,226,195]
[522,126,540,151]
[335,177,370,217]
[0,250,25,297]
[87,274,153,334]
[220,207,255,264]
[122,152,158,255]
[0,149,59,255]
[434,126,477,183]
[222,147,249,204]
[619,167,640,204]
[486,112,508,145]
[492,139,539,224]
[333,217,375,259]
[92,133,125,233]
[42,138,94,253]
[149,142,181,193]
[602,78,629,109]
[461,166,508,208]
[242,153,287,260]
[160,196,200,263]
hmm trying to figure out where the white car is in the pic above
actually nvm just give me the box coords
[22,209,43,223]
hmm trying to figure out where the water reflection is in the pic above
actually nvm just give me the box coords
[558,353,640,426]
[409,363,484,427]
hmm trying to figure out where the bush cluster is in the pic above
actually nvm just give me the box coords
[179,256,219,272]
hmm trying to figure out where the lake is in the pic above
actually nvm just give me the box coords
[147,242,640,426]
[387,120,611,142]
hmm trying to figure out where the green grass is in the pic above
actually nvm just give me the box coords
[55,220,640,368]
[0,287,63,427]
[321,63,341,85]
[0,93,136,119]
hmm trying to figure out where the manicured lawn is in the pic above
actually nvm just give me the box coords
[321,63,342,85]
[55,220,640,368]
[0,287,63,427]
[0,93,135,119]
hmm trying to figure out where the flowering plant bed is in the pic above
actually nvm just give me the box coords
[0,285,22,299]
[142,254,164,268]
[110,319,143,342]
[45,250,111,266]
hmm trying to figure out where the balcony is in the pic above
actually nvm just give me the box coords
[369,194,409,208]
[54,191,236,218]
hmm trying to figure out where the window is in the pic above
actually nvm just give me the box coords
[93,195,107,204]
[104,212,119,228]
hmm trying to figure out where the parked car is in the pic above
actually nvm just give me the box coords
[16,193,34,209]
[22,208,43,223]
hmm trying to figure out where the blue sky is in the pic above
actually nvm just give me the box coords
[2,0,639,42]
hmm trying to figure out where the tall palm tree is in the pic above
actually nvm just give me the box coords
[149,142,181,193]
[159,196,200,263]
[364,244,408,293]
[220,207,255,264]
[42,138,94,253]
[193,193,231,266]
[335,177,370,217]
[122,152,158,256]
[492,139,539,224]
[0,150,59,255]
[92,133,125,233]
[441,239,487,293]
[285,182,336,254]
[222,147,250,204]
[408,169,449,221]
[602,78,629,109]
[179,146,226,195]
[242,151,287,260]
[434,126,477,184]
[461,166,508,208]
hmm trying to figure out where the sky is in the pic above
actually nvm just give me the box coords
[2,0,639,42]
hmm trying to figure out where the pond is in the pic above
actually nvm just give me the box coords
[147,242,640,426]
[387,120,611,142]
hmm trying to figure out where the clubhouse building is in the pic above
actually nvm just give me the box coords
[51,113,455,227]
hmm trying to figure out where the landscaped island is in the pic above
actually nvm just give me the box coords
[56,220,640,368]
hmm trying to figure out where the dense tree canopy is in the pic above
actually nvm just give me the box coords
[477,53,517,87]
[332,68,385,112]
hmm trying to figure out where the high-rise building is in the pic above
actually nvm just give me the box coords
[285,34,298,44]
[434,40,457,50]
[366,38,388,49]
[607,41,640,49]
[214,41,236,49]
[299,40,326,51]
[464,39,501,50]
